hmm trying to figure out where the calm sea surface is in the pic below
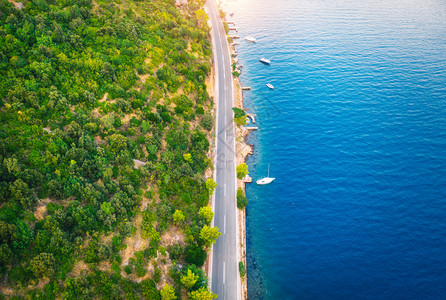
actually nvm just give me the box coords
[220,0,446,299]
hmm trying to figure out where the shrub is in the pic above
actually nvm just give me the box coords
[201,113,214,131]
[185,244,207,267]
[239,261,246,278]
[124,265,133,275]
[237,188,248,209]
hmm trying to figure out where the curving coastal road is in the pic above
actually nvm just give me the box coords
[205,0,240,299]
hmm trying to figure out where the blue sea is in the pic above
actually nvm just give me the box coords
[221,0,446,299]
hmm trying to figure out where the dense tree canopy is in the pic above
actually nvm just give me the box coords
[0,0,219,297]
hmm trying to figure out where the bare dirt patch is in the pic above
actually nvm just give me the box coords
[34,198,52,221]
[138,73,151,84]
[98,261,111,272]
[7,0,23,9]
[99,92,108,102]
[122,113,137,124]
[120,214,149,267]
[160,226,186,248]
[68,260,90,278]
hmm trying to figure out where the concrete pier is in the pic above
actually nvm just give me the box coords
[246,113,256,123]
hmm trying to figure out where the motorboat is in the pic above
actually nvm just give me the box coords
[266,83,274,89]
[259,58,271,65]
[245,36,256,43]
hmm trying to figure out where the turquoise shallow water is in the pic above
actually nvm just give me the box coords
[222,0,446,299]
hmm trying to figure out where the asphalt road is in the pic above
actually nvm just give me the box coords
[205,0,240,299]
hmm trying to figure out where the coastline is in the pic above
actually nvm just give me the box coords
[230,34,254,300]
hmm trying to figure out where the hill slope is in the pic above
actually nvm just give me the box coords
[0,0,218,298]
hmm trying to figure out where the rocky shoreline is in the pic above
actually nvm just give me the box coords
[232,58,254,300]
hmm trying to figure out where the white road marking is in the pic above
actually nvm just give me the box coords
[224,215,226,234]
[223,261,226,284]
[224,183,226,196]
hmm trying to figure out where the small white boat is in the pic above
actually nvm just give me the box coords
[256,164,275,185]
[245,36,256,43]
[259,58,271,65]
[266,83,274,89]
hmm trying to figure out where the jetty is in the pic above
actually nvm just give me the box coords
[243,175,253,183]
[229,27,238,32]
[229,35,240,39]
[247,113,256,123]
[242,86,251,90]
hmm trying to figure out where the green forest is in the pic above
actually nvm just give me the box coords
[0,0,219,298]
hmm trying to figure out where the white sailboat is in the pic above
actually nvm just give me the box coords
[245,36,256,43]
[256,164,275,185]
[266,83,274,89]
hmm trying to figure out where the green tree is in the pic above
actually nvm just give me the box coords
[181,269,198,289]
[160,284,176,300]
[141,279,160,299]
[232,107,247,126]
[29,253,56,278]
[195,9,209,25]
[183,153,192,163]
[185,244,207,267]
[201,113,214,131]
[0,244,13,266]
[0,221,17,244]
[205,178,217,196]
[108,134,127,153]
[236,163,249,179]
[199,226,221,248]
[198,206,214,224]
[100,202,115,216]
[10,179,36,210]
[188,287,217,300]
[172,210,185,226]
[4,157,19,175]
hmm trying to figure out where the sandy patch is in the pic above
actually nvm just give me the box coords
[68,260,90,278]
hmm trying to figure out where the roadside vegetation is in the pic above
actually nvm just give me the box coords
[0,0,219,298]
[236,188,248,209]
[236,163,249,179]
[238,261,246,280]
[232,107,247,126]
